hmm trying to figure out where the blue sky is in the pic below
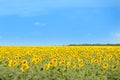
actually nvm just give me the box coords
[0,0,120,45]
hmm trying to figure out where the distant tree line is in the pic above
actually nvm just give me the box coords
[68,44,120,46]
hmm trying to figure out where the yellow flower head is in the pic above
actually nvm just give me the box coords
[21,60,28,65]
[44,63,51,71]
[8,60,12,67]
[20,64,29,72]
[112,65,118,71]
[12,60,17,67]
[78,63,84,67]
[66,61,71,68]
[103,63,108,69]
[72,62,76,68]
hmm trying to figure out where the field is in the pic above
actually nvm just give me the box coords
[0,46,120,80]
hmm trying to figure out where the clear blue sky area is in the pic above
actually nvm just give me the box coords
[0,0,120,45]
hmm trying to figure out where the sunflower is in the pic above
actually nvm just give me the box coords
[78,59,83,63]
[21,60,28,65]
[94,59,98,63]
[32,58,37,64]
[66,61,71,68]
[72,62,76,68]
[12,60,17,67]
[112,65,118,71]
[78,63,84,67]
[44,63,51,71]
[8,60,12,67]
[53,61,58,67]
[20,64,29,72]
[103,63,108,69]
[59,60,65,65]
[97,60,101,65]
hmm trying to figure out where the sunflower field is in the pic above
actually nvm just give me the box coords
[0,46,120,80]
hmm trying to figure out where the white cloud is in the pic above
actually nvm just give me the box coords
[34,22,46,26]
[0,0,119,16]
[114,33,120,37]
[109,31,120,43]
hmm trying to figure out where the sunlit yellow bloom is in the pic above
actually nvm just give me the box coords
[59,60,65,65]
[94,59,98,63]
[72,62,76,68]
[78,59,83,63]
[103,63,108,69]
[52,61,58,67]
[32,58,38,64]
[21,60,28,65]
[20,64,29,72]
[78,63,84,67]
[66,61,71,68]
[12,60,17,67]
[8,60,12,67]
[44,63,51,71]
[112,65,118,71]
[97,60,101,65]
